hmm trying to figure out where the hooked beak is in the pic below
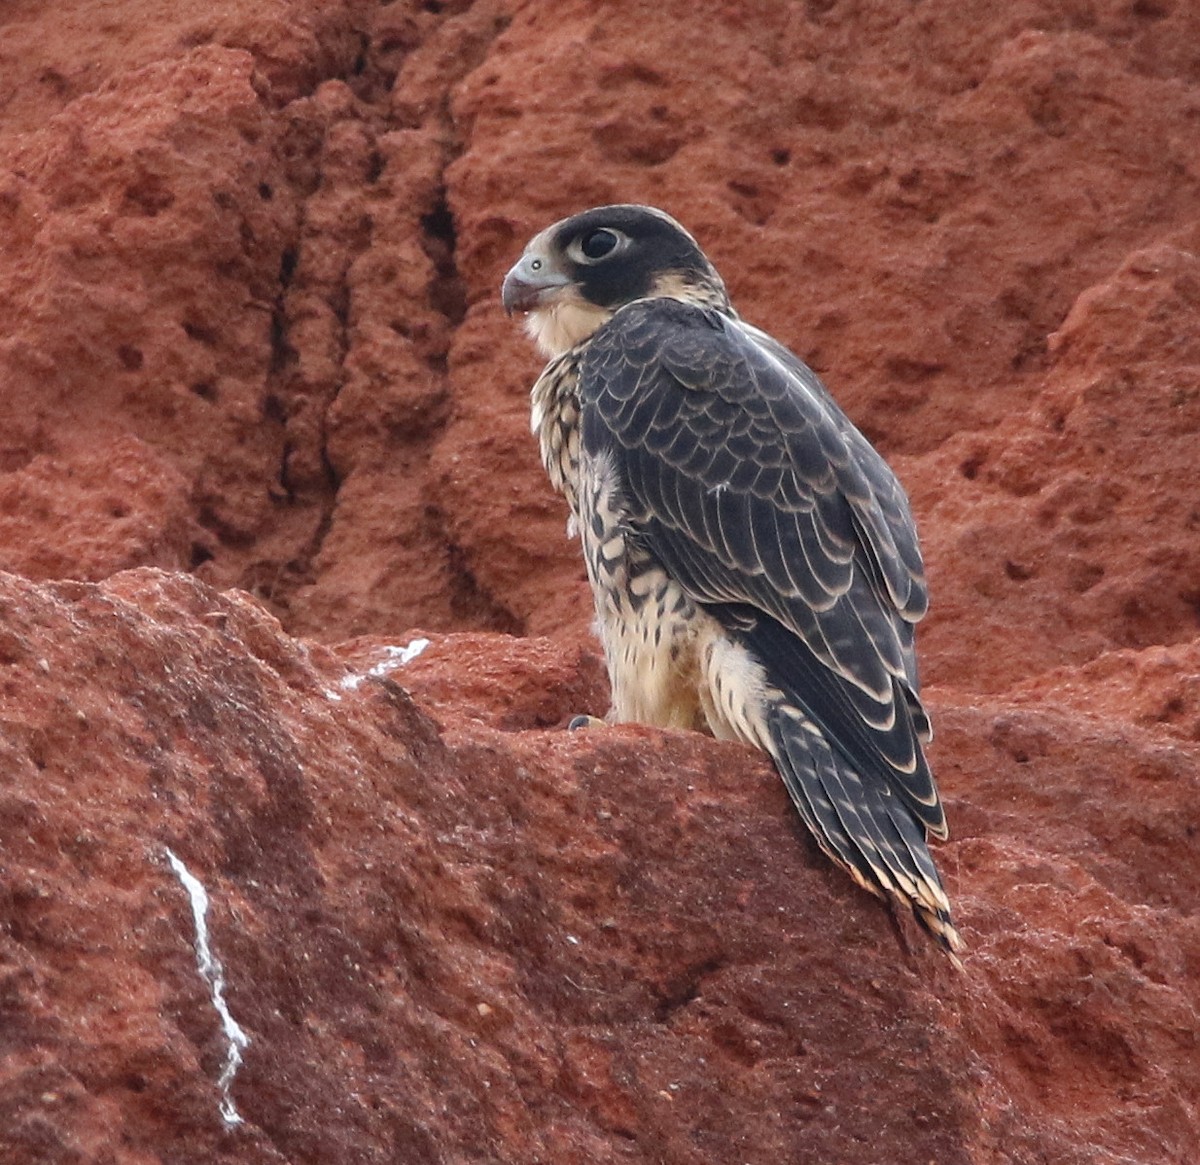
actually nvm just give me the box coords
[501,251,572,315]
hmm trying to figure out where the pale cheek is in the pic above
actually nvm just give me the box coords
[525,300,612,358]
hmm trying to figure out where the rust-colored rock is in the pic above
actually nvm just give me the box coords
[443,3,1200,647]
[3,0,1200,1162]
[1,570,1198,1163]
[915,231,1200,692]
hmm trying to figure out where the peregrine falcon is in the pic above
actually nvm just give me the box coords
[502,205,962,960]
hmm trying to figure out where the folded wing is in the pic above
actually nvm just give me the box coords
[579,298,945,839]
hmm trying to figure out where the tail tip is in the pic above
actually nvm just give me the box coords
[917,905,966,971]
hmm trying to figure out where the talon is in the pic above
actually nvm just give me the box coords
[568,714,606,731]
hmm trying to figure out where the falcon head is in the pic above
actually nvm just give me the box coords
[502,204,730,358]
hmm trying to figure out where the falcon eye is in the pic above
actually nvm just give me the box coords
[564,225,629,268]
[580,228,619,260]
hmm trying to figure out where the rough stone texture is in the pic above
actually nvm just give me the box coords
[2,1,1200,1162]
[2,569,1197,1165]
[915,229,1200,691]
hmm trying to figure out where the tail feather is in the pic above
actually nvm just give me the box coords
[767,699,964,964]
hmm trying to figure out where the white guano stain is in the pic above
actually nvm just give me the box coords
[338,637,431,693]
[164,848,251,1127]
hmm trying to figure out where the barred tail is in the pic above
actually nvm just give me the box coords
[765,698,964,966]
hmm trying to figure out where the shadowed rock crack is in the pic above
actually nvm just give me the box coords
[653,954,727,1021]
[245,3,519,634]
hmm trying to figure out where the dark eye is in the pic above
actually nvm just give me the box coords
[581,228,619,260]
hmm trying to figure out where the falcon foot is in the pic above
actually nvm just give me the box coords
[567,714,606,731]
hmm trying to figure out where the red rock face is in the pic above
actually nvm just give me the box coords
[2,1,1199,1162]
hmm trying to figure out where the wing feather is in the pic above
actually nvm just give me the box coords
[581,297,943,836]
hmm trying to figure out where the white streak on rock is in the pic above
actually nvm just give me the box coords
[165,848,251,1127]
[339,637,431,692]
